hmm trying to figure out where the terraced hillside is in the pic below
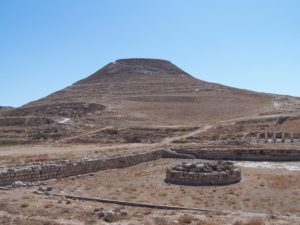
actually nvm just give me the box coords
[1,58,300,144]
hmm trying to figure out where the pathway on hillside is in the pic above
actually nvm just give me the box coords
[55,126,113,143]
[160,124,213,144]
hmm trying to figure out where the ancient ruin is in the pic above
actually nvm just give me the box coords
[165,161,241,186]
[1,147,300,186]
[256,131,300,144]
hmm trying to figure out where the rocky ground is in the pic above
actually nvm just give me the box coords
[0,158,300,225]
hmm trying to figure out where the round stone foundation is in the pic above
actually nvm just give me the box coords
[165,161,241,186]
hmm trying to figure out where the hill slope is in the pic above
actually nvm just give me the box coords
[1,58,300,144]
[21,58,275,125]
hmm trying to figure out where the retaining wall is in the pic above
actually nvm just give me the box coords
[172,147,300,161]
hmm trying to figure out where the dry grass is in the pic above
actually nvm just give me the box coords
[195,220,219,225]
[154,217,170,225]
[243,218,264,225]
[269,175,298,189]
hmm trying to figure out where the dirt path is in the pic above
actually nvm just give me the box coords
[55,126,113,143]
[161,124,213,144]
[1,112,296,159]
[0,125,215,159]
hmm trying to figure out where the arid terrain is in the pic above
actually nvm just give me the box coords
[1,158,300,225]
[1,59,300,224]
[2,58,300,145]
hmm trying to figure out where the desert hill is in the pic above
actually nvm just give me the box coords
[18,58,275,124]
[1,58,300,145]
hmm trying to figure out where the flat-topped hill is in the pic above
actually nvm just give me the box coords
[1,58,300,144]
[21,58,275,124]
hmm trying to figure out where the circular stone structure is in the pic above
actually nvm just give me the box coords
[165,161,241,186]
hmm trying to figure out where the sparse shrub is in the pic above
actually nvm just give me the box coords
[142,209,152,215]
[178,214,194,224]
[20,203,29,208]
[154,217,170,225]
[44,203,54,208]
[124,135,141,143]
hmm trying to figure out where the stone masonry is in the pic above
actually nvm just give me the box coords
[1,147,300,186]
[165,161,241,186]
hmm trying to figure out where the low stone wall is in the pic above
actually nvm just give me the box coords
[1,147,300,186]
[161,149,196,159]
[172,147,300,161]
[0,150,163,186]
[165,161,241,186]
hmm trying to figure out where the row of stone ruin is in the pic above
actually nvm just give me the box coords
[256,132,300,143]
[165,161,241,186]
[1,147,300,186]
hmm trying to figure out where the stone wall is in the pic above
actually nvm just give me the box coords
[0,150,163,186]
[1,147,300,186]
[165,166,241,186]
[172,147,300,161]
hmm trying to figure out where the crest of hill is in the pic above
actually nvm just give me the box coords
[74,58,197,85]
[24,58,220,107]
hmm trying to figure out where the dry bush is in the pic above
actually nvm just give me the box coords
[142,209,152,215]
[20,203,29,208]
[159,192,167,197]
[178,214,194,224]
[43,203,54,209]
[103,214,122,223]
[154,217,170,225]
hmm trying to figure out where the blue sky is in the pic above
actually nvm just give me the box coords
[0,0,299,107]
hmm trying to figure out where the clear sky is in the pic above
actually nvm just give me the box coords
[0,0,299,107]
